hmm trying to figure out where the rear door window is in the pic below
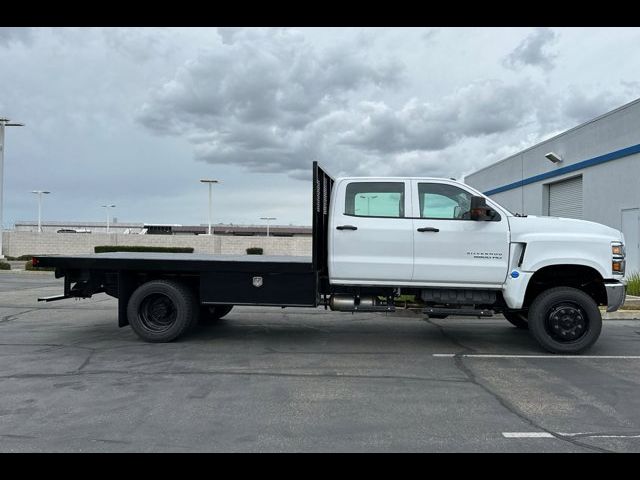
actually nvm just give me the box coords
[345,182,405,218]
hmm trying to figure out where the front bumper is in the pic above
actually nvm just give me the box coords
[604,282,626,312]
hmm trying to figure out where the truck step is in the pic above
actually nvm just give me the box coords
[424,307,494,317]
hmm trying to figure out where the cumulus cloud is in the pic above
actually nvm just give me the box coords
[0,27,33,47]
[138,27,404,174]
[503,27,558,71]
[339,80,539,154]
[138,28,545,181]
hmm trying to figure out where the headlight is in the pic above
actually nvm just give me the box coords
[612,260,625,273]
[612,241,625,275]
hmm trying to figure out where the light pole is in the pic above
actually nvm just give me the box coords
[359,194,377,215]
[102,204,116,233]
[260,217,276,237]
[200,179,219,235]
[31,190,51,233]
[0,118,24,259]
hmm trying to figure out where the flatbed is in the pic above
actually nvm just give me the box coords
[37,252,313,272]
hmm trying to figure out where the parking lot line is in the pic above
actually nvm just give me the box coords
[433,354,640,359]
[502,432,554,438]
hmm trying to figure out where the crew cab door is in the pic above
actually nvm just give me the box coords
[329,180,413,284]
[411,181,509,286]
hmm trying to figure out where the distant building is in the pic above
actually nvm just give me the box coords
[14,221,312,237]
[14,220,144,234]
[465,97,640,276]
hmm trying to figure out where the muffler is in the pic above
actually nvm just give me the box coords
[329,294,395,312]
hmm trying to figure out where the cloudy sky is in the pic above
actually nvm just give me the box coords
[1,27,639,227]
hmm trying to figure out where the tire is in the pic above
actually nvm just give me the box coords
[200,304,234,322]
[503,310,529,329]
[528,286,602,354]
[127,280,199,343]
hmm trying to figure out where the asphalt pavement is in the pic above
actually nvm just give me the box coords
[1,271,640,452]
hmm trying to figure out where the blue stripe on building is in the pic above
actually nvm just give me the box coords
[483,143,640,196]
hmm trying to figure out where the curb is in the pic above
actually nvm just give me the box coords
[0,269,55,276]
[603,310,640,320]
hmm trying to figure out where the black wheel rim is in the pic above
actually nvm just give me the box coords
[138,293,177,333]
[544,302,589,343]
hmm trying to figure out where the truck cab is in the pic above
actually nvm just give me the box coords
[324,173,627,353]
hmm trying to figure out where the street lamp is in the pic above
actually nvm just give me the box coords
[102,204,116,233]
[31,190,51,233]
[0,118,24,259]
[260,217,276,237]
[200,179,219,235]
[359,194,378,215]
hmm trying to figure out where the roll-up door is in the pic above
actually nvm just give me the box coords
[548,176,583,219]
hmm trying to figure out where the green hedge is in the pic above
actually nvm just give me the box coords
[246,247,264,255]
[628,272,640,297]
[94,246,194,254]
[25,261,55,272]
[0,261,11,270]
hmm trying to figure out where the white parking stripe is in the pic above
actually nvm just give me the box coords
[562,433,640,438]
[433,354,640,359]
[503,432,554,438]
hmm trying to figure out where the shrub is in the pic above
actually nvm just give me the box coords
[0,261,11,270]
[25,261,55,272]
[94,246,194,254]
[627,271,640,297]
[246,247,264,255]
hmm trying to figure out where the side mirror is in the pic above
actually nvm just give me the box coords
[470,196,494,221]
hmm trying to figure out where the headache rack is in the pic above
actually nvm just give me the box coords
[312,161,334,293]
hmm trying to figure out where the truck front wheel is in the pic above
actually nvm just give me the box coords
[528,287,602,354]
[127,280,198,343]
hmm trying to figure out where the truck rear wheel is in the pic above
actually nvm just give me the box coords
[127,280,198,343]
[528,286,602,354]
[200,304,234,322]
[503,311,528,329]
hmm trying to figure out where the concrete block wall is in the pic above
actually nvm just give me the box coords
[2,231,312,257]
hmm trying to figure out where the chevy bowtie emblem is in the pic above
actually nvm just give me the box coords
[252,276,263,288]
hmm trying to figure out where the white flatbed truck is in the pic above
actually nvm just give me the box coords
[34,162,627,353]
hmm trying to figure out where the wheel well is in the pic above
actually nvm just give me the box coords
[523,265,606,308]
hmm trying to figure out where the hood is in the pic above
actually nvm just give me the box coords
[508,215,624,243]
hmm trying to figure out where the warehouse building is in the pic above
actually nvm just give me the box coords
[464,97,640,276]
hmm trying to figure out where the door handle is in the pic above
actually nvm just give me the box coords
[417,227,439,232]
[336,225,358,231]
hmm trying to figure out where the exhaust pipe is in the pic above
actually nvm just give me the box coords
[329,294,395,312]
